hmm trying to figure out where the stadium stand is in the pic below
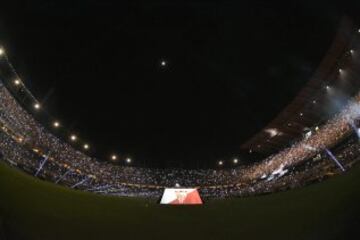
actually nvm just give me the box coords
[0,18,360,199]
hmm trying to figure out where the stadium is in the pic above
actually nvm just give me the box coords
[1,1,360,239]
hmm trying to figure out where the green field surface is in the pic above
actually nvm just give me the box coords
[0,162,360,240]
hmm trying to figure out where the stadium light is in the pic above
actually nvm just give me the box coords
[83,144,89,150]
[339,68,343,73]
[14,79,21,86]
[53,121,60,128]
[300,112,303,117]
[233,158,238,164]
[265,128,278,138]
[350,49,355,54]
[358,29,360,33]
[312,100,316,104]
[111,155,117,160]
[34,103,41,110]
[70,135,77,141]
[326,85,331,90]
[126,158,132,163]
[161,60,167,67]
[218,160,223,166]
[0,48,4,56]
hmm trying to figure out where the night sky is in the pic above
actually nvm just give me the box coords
[0,1,359,168]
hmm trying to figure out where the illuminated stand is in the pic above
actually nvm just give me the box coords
[71,176,89,189]
[55,169,72,184]
[34,153,51,177]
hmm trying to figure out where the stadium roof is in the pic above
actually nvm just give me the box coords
[241,18,360,155]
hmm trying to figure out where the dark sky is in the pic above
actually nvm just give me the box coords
[0,1,359,168]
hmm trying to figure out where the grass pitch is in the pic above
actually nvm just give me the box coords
[1,162,360,240]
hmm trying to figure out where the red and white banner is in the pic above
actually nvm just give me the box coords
[160,188,203,205]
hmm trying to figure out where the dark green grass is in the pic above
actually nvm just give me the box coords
[1,162,360,240]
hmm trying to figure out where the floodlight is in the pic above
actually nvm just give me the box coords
[14,79,21,85]
[70,135,77,141]
[53,121,60,128]
[34,103,41,110]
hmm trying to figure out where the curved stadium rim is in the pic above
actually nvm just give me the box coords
[0,17,359,170]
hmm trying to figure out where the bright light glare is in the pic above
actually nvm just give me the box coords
[233,158,238,164]
[218,160,223,166]
[111,155,117,160]
[265,128,278,138]
[84,144,89,150]
[14,79,21,85]
[0,48,4,56]
[53,121,60,128]
[34,103,41,110]
[126,158,131,163]
[70,135,77,141]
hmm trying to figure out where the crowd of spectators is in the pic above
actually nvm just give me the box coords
[1,78,360,199]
